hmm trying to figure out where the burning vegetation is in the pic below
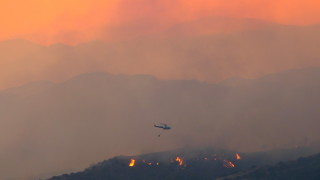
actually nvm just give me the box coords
[236,153,241,160]
[223,160,235,168]
[127,152,241,169]
[175,157,184,166]
[129,159,160,167]
[49,147,320,180]
[129,159,135,167]
[50,148,251,180]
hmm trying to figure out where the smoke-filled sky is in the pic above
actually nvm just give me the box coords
[2,0,320,44]
[1,1,320,179]
[0,0,319,90]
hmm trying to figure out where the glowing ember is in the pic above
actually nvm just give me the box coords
[236,153,241,160]
[223,160,235,168]
[175,157,184,166]
[129,159,136,167]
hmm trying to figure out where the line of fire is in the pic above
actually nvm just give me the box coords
[128,153,241,169]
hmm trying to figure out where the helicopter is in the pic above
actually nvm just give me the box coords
[154,123,171,130]
[154,123,171,137]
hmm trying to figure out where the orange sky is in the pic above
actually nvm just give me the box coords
[1,0,320,44]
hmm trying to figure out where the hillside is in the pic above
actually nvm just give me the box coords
[225,153,320,180]
[47,147,318,180]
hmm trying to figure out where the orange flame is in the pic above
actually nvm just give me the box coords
[236,153,241,160]
[223,160,235,168]
[129,159,136,167]
[175,157,184,166]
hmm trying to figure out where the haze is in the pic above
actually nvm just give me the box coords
[0,1,320,180]
[1,0,320,45]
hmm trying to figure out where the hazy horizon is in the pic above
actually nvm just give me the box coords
[1,22,320,90]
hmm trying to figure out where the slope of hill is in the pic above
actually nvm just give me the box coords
[225,153,320,180]
[47,147,319,180]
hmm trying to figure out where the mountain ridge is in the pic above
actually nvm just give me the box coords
[1,22,320,89]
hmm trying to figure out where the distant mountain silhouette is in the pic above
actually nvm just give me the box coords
[0,22,320,89]
[4,81,54,97]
